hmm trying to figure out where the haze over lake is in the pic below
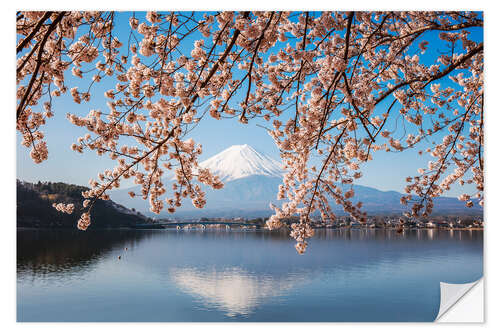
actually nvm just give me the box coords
[17,228,483,322]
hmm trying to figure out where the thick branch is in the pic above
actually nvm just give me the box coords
[374,42,483,107]
[16,11,53,54]
[16,12,66,120]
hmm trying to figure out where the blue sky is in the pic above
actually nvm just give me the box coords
[16,11,483,198]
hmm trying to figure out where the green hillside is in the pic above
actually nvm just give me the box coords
[17,180,156,229]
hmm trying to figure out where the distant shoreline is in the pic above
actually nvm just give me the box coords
[16,226,484,232]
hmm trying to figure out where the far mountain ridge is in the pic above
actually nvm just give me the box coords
[109,144,482,218]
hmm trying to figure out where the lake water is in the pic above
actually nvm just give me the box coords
[17,228,483,322]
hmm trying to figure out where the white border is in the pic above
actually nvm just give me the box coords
[2,1,498,332]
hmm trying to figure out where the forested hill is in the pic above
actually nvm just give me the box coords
[17,180,154,229]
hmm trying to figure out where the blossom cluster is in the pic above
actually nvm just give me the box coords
[52,202,75,214]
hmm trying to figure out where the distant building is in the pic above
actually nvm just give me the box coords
[426,222,436,228]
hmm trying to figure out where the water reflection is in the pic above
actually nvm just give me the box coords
[17,228,483,322]
[17,229,154,279]
[170,267,306,317]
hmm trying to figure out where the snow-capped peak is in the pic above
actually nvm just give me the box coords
[198,144,284,181]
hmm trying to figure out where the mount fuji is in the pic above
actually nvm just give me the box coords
[198,144,284,181]
[110,144,286,217]
[109,144,481,218]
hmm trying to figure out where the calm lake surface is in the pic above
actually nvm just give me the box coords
[17,228,483,322]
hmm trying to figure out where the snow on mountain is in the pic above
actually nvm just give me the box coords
[109,144,482,218]
[197,144,285,181]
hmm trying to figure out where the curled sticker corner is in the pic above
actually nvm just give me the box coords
[435,278,483,322]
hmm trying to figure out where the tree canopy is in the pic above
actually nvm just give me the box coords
[16,11,483,252]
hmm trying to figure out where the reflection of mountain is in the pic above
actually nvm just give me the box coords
[110,144,482,218]
[170,266,305,317]
[17,228,483,322]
